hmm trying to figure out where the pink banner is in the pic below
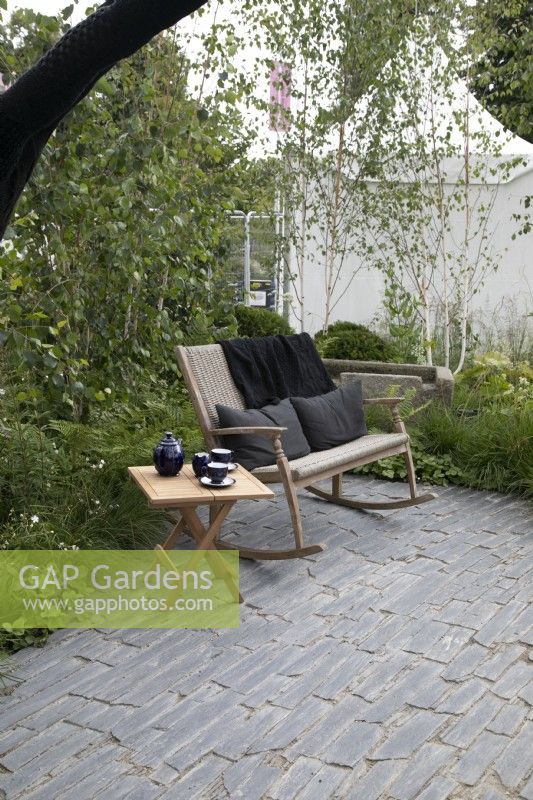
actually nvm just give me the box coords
[269,62,291,131]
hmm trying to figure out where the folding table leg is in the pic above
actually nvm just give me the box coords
[180,504,243,603]
[161,516,187,550]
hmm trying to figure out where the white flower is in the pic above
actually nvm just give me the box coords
[30,514,39,525]
[0,389,5,396]
[71,545,79,550]
[58,542,65,548]
[94,499,100,505]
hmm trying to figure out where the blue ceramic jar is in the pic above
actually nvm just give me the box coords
[192,451,211,478]
[153,432,184,477]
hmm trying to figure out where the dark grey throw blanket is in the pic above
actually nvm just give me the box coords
[218,333,336,409]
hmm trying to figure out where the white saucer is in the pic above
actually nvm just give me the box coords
[227,463,237,472]
[200,476,236,489]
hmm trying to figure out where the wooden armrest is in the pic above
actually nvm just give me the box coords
[363,397,405,407]
[210,426,286,440]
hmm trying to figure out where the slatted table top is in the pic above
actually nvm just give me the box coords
[128,464,275,508]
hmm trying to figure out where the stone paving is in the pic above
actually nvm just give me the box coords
[0,475,532,800]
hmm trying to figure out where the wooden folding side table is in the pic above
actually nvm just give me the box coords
[128,464,275,602]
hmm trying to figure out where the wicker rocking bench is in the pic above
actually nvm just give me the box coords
[176,343,437,560]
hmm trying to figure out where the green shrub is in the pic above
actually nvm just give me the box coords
[0,383,204,654]
[234,305,294,337]
[358,437,465,486]
[364,400,533,496]
[316,321,397,362]
[0,391,203,546]
[457,352,533,407]
[359,388,464,486]
[359,375,532,495]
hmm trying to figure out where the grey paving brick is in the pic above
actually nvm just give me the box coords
[389,743,455,800]
[474,601,527,646]
[315,650,372,700]
[416,776,456,800]
[518,679,533,704]
[487,701,528,735]
[111,692,180,743]
[293,764,346,800]
[440,693,504,747]
[475,644,524,680]
[382,575,450,615]
[273,648,349,709]
[352,652,411,701]
[292,696,368,758]
[343,761,399,800]
[322,721,380,767]
[49,758,130,800]
[521,774,533,800]
[451,731,508,785]
[401,621,449,654]
[0,727,36,758]
[363,660,446,722]
[1,726,106,797]
[424,625,474,663]
[357,614,407,651]
[159,754,227,799]
[23,743,125,800]
[434,678,487,713]
[441,643,488,680]
[241,672,293,709]
[0,662,110,729]
[248,696,329,753]
[494,721,533,790]
[0,721,75,770]
[224,758,282,800]
[19,694,88,732]
[269,757,322,800]
[371,711,447,760]
[492,661,531,699]
[100,775,163,799]
[165,705,244,771]
[67,698,133,734]
[215,704,288,760]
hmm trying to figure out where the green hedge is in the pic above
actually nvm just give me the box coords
[315,321,397,362]
[234,305,294,337]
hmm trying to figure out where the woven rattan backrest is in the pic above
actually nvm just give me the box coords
[176,344,245,434]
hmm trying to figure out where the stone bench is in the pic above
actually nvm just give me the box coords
[323,359,454,405]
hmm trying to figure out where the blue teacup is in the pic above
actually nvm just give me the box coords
[210,448,234,465]
[207,462,229,484]
[192,452,211,478]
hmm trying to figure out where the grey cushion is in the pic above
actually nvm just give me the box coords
[215,398,311,471]
[290,381,367,451]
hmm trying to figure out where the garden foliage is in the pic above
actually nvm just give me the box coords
[315,321,397,363]
[0,6,247,421]
[361,357,533,496]
[234,305,294,338]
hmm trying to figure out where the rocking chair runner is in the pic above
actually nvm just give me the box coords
[176,343,437,560]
